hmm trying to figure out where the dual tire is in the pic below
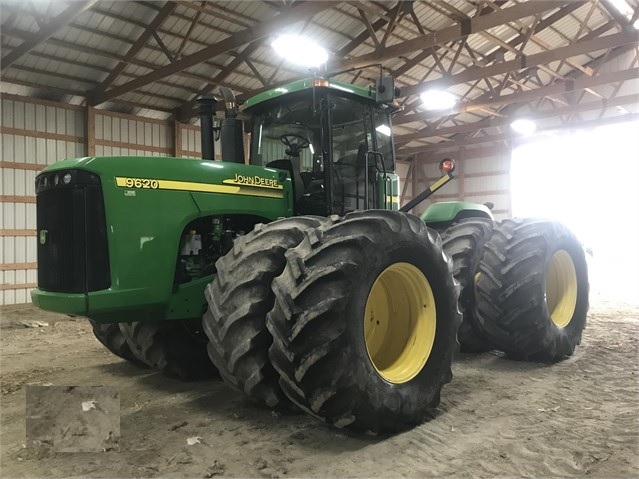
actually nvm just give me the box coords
[205,210,462,432]
[441,217,589,362]
[476,218,589,362]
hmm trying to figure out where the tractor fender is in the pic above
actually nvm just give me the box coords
[420,201,494,229]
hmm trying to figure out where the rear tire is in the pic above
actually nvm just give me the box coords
[120,320,217,379]
[267,210,461,433]
[203,216,328,408]
[476,218,589,362]
[441,218,494,353]
[88,319,141,364]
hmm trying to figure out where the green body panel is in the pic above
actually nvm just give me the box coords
[165,276,214,320]
[421,201,494,225]
[244,78,373,109]
[31,156,293,323]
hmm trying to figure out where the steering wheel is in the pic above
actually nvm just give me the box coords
[280,134,310,157]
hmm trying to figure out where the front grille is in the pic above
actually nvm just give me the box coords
[36,170,111,293]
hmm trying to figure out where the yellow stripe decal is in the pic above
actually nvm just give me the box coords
[115,177,284,199]
[429,174,451,192]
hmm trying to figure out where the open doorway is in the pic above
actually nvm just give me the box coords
[511,120,639,309]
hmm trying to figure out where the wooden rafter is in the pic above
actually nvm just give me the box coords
[394,67,639,126]
[91,1,333,105]
[176,41,262,120]
[1,22,255,93]
[395,93,639,144]
[330,1,566,72]
[396,2,588,116]
[400,31,638,98]
[357,8,381,49]
[91,1,178,100]
[399,112,639,154]
[337,3,401,56]
[379,1,403,49]
[0,0,98,71]
[175,1,205,59]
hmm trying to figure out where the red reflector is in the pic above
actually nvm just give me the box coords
[439,158,456,174]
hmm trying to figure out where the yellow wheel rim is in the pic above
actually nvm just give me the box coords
[364,262,436,384]
[546,250,578,328]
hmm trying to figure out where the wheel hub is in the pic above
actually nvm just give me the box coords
[546,249,578,328]
[364,262,436,384]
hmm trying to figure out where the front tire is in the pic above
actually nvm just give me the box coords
[476,219,589,362]
[202,216,328,408]
[120,320,217,379]
[88,319,141,364]
[267,210,461,433]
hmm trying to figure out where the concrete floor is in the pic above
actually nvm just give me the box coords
[1,302,637,478]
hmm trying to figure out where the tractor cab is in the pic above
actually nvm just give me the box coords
[244,78,400,215]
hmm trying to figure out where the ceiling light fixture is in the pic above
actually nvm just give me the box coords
[511,119,537,135]
[420,90,456,110]
[271,34,328,68]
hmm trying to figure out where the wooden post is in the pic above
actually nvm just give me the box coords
[86,106,95,156]
[174,120,182,157]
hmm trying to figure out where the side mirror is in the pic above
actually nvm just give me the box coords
[375,76,395,103]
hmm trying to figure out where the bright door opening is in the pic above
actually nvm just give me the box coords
[511,120,639,309]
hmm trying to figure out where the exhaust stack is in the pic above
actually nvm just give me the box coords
[196,96,216,161]
[219,87,245,164]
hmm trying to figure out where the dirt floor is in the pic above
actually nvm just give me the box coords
[1,299,637,478]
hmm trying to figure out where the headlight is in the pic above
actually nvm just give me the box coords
[62,173,72,184]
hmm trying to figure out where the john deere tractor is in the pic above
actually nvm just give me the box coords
[31,76,589,433]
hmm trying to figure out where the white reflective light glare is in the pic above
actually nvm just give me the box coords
[420,90,456,110]
[53,175,59,185]
[62,173,72,184]
[271,35,328,68]
[510,119,537,135]
[375,124,391,136]
[609,0,633,16]
[309,143,315,155]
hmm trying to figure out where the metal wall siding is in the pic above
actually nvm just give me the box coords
[0,95,71,304]
[1,95,184,305]
[464,175,510,194]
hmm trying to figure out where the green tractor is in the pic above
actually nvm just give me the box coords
[31,77,589,433]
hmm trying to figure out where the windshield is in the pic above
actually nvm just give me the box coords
[250,97,321,173]
[250,92,394,172]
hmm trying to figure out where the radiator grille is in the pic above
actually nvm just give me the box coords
[36,170,111,293]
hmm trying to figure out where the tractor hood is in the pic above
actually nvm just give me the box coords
[32,156,293,322]
[39,156,293,205]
